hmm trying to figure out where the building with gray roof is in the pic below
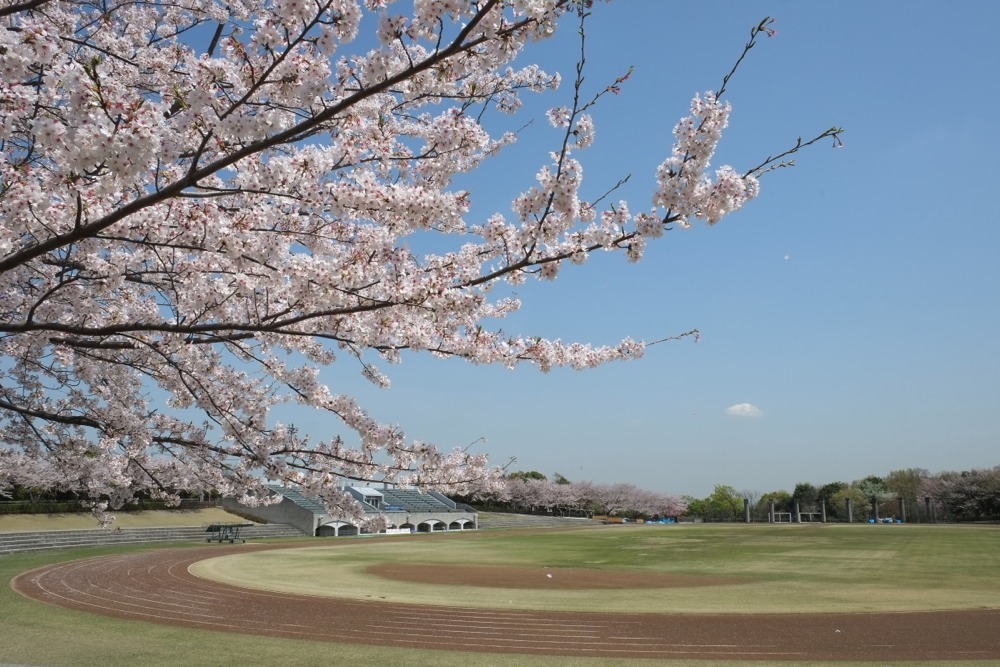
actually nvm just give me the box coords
[222,485,477,537]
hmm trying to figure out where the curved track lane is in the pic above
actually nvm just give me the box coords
[12,545,1000,661]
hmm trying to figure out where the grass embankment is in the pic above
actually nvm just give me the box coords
[0,508,252,533]
[3,523,999,667]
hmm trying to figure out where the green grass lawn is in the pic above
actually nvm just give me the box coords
[3,523,999,667]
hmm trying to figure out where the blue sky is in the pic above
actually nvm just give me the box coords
[299,1,1000,498]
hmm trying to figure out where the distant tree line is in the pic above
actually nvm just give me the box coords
[683,466,1000,523]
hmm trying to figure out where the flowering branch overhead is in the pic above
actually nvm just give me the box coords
[0,1,839,524]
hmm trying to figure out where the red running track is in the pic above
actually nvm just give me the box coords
[12,545,1000,661]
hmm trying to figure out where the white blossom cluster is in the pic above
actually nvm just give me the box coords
[0,0,805,523]
[653,92,761,226]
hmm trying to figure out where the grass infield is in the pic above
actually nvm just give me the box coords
[190,523,1000,614]
[3,522,999,666]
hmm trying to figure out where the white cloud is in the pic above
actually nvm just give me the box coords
[725,403,763,418]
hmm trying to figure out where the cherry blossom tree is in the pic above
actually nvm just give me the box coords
[494,476,683,519]
[922,467,1000,521]
[502,475,547,512]
[0,0,839,524]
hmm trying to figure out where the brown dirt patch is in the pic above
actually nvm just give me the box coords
[12,544,1000,661]
[367,562,745,589]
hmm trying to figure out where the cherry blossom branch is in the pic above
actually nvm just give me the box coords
[0,1,839,521]
[0,0,50,19]
[744,126,845,178]
[717,17,777,101]
[0,0,568,275]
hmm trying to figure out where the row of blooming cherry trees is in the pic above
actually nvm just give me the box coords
[482,474,686,519]
[0,0,838,524]
[919,467,1000,521]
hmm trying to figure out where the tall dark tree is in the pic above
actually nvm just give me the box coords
[817,481,847,520]
[792,482,819,512]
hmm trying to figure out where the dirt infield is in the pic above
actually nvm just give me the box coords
[366,562,748,589]
[12,544,1000,661]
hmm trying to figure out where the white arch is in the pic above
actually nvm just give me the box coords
[417,519,445,532]
[316,520,359,537]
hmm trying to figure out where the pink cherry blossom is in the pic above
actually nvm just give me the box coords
[0,0,839,524]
